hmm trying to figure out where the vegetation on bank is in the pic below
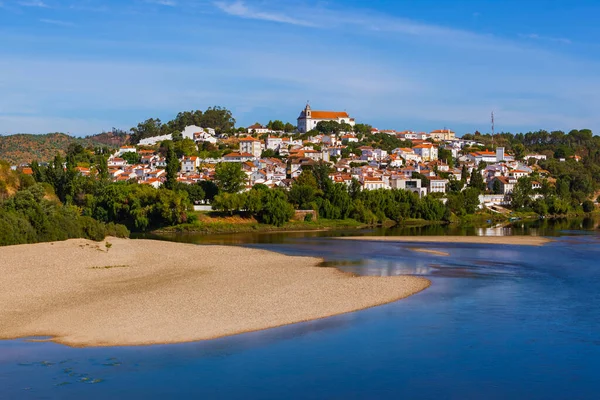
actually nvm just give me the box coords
[159,213,365,234]
[0,161,128,246]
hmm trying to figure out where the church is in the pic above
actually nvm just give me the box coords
[296,104,355,133]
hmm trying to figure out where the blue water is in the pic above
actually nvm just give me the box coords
[2,235,600,399]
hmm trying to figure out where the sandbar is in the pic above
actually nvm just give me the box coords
[409,248,450,256]
[0,238,430,347]
[337,235,551,246]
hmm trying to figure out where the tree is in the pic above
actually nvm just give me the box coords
[167,110,204,131]
[582,200,595,213]
[284,122,296,133]
[199,180,219,202]
[311,162,333,193]
[164,143,180,190]
[469,168,486,192]
[295,170,319,189]
[353,123,372,135]
[270,120,284,131]
[175,182,205,204]
[174,138,198,158]
[288,184,317,210]
[315,121,341,135]
[448,177,464,192]
[461,165,469,183]
[95,155,109,181]
[30,160,45,182]
[214,162,246,193]
[512,143,525,161]
[438,148,454,168]
[511,178,533,209]
[130,118,163,144]
[121,151,141,165]
[349,178,362,200]
[261,149,277,158]
[258,190,295,226]
[200,106,236,133]
[492,179,502,194]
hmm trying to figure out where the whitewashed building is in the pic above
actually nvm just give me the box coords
[239,137,263,158]
[297,104,355,133]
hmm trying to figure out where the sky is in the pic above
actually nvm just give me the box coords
[1,0,600,136]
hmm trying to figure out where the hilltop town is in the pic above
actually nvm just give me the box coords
[2,104,598,245]
[26,104,578,210]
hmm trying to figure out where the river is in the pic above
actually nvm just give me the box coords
[1,217,599,399]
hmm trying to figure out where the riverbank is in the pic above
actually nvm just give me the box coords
[337,235,552,246]
[156,215,367,234]
[0,238,430,347]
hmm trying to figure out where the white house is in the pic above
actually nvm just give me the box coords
[239,137,263,158]
[428,177,449,193]
[297,104,355,133]
[117,146,137,156]
[195,131,217,144]
[525,154,547,162]
[341,134,359,143]
[390,176,427,197]
[266,136,283,152]
[489,176,517,194]
[138,134,172,146]
[108,157,127,167]
[247,123,271,135]
[394,148,421,162]
[361,178,387,190]
[430,129,456,141]
[467,150,498,165]
[413,144,438,161]
[182,125,203,140]
[181,156,200,173]
[223,152,255,162]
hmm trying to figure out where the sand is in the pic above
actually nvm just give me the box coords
[0,238,430,347]
[409,248,450,256]
[337,235,551,246]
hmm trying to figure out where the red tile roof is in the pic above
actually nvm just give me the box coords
[310,111,350,119]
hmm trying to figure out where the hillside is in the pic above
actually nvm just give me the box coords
[0,132,127,165]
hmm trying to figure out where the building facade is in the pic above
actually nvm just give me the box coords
[430,129,456,141]
[297,104,355,133]
[239,137,263,158]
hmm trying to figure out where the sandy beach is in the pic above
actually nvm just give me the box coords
[337,235,551,246]
[0,238,430,347]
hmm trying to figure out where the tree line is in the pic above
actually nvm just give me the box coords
[130,107,236,144]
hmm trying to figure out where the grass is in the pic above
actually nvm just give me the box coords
[156,212,366,234]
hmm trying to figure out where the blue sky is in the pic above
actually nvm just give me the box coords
[1,0,600,136]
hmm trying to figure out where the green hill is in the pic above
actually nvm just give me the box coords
[0,132,128,165]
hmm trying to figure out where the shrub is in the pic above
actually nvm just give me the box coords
[582,200,595,213]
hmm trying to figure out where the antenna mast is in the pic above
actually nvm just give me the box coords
[491,111,495,146]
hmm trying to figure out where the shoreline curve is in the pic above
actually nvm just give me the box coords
[0,238,430,348]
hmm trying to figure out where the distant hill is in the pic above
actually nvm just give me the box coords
[0,132,129,165]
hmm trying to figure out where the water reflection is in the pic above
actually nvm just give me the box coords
[137,216,600,245]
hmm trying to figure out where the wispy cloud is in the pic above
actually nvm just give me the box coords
[145,0,177,6]
[214,1,315,27]
[17,0,49,7]
[212,1,524,54]
[40,18,76,27]
[519,33,571,45]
